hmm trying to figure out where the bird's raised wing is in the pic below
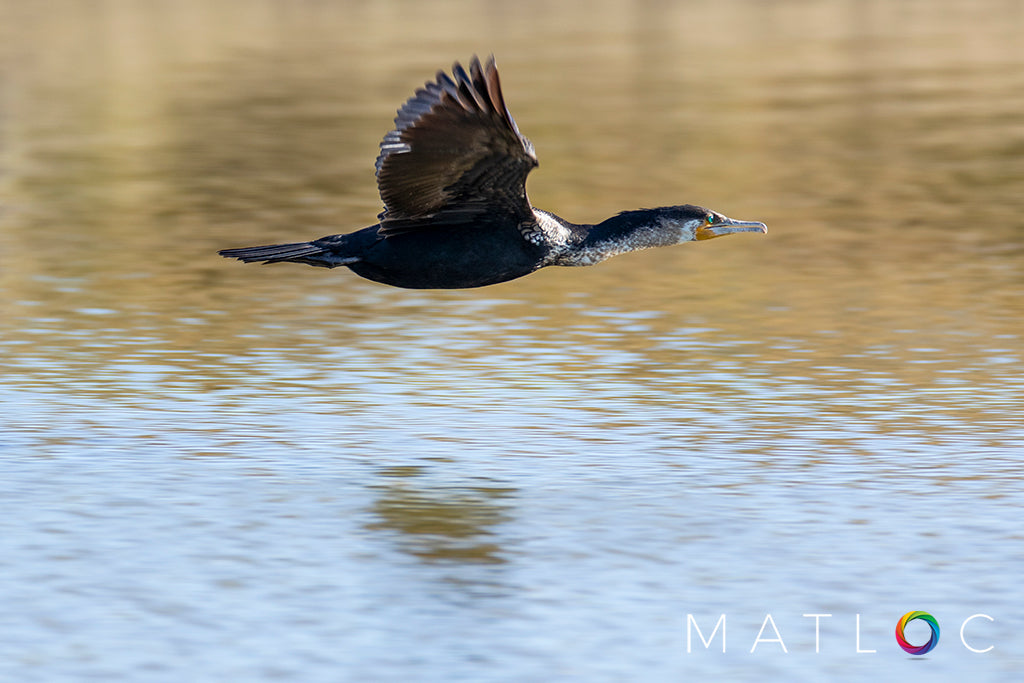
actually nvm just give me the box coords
[374,56,538,236]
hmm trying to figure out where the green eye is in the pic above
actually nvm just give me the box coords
[706,214,715,225]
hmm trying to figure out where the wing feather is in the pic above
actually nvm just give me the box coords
[374,56,538,236]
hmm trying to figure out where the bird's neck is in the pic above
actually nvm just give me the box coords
[549,210,687,267]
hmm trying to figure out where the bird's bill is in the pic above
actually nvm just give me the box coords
[696,217,768,241]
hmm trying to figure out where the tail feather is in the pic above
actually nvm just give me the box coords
[219,242,324,263]
[220,229,370,268]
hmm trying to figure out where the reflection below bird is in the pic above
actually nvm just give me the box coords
[219,56,767,289]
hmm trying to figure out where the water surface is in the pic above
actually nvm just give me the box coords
[2,0,1023,680]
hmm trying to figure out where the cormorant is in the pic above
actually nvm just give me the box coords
[219,56,767,289]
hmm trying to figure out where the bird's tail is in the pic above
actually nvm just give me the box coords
[219,242,352,268]
[219,242,321,263]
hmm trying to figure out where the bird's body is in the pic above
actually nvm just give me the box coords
[220,57,766,289]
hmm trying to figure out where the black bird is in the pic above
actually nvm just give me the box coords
[219,56,766,289]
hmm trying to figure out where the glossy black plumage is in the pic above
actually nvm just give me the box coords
[219,56,766,289]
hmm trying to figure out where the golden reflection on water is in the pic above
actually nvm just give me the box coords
[1,0,1022,429]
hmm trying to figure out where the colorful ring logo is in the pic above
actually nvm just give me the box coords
[895,611,940,655]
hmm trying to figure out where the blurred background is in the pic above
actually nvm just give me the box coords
[1,0,1022,680]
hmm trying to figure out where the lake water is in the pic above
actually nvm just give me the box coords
[2,0,1023,680]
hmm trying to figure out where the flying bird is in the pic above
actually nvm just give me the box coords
[219,56,766,289]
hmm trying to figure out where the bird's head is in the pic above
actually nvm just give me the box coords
[653,205,768,242]
[561,204,768,267]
